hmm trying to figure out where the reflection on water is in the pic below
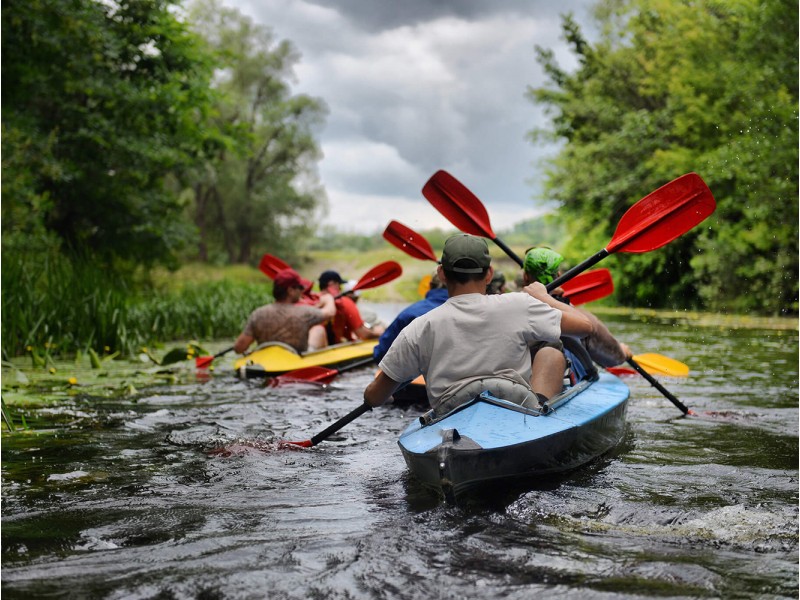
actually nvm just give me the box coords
[2,312,798,599]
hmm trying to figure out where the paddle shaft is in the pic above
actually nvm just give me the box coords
[309,402,372,447]
[627,357,692,415]
[493,237,523,267]
[213,346,235,359]
[548,249,609,291]
[196,345,235,367]
[247,356,376,380]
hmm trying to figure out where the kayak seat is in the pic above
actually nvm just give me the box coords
[422,375,538,425]
[561,336,599,383]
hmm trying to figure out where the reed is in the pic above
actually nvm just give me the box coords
[2,252,269,359]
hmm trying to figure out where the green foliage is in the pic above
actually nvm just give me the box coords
[185,0,327,264]
[501,214,567,249]
[530,0,798,315]
[1,251,268,358]
[2,0,221,268]
[307,227,386,253]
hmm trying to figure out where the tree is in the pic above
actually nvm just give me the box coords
[529,0,798,315]
[2,0,221,267]
[186,0,327,264]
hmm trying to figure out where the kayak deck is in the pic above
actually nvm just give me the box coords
[234,340,377,376]
[397,372,630,501]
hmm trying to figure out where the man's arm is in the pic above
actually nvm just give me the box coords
[316,294,337,319]
[523,282,593,337]
[580,307,633,366]
[354,323,384,340]
[364,371,402,407]
[234,332,254,354]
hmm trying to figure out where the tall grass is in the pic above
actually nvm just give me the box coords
[2,252,269,358]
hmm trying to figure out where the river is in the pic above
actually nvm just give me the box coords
[2,307,797,599]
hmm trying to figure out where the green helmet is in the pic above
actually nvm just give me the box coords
[523,247,564,285]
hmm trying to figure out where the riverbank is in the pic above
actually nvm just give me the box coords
[156,260,799,331]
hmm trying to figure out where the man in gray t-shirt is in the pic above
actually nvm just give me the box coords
[364,234,594,411]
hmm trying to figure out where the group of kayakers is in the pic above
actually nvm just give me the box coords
[234,232,632,414]
[233,268,384,356]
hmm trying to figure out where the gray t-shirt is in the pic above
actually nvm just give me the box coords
[243,302,327,353]
[378,292,561,405]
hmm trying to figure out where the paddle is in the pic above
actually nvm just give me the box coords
[422,170,715,416]
[422,171,524,265]
[422,171,715,287]
[281,403,373,448]
[633,353,690,377]
[196,346,234,369]
[258,253,292,279]
[606,353,689,378]
[547,173,716,289]
[334,261,403,299]
[560,268,614,306]
[383,220,438,263]
[260,254,401,300]
[626,358,693,415]
[385,220,614,305]
[244,356,376,384]
[417,275,433,298]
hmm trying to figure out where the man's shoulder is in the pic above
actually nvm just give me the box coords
[262,302,321,315]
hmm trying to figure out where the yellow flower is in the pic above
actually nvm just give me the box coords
[49,367,56,374]
[68,377,78,385]
[26,345,33,352]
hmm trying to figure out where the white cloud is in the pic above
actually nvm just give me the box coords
[223,0,591,234]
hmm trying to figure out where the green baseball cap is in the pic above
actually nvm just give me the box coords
[523,247,564,284]
[441,234,491,273]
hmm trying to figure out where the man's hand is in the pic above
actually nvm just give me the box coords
[522,281,549,302]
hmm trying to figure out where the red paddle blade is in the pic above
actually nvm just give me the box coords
[279,439,312,449]
[607,366,638,377]
[561,268,614,305]
[195,356,214,368]
[273,366,338,385]
[607,173,716,254]
[258,253,292,279]
[351,261,403,292]
[383,220,438,262]
[422,170,496,238]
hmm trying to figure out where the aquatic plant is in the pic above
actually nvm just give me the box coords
[2,252,268,359]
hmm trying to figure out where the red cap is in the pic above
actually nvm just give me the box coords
[273,268,312,291]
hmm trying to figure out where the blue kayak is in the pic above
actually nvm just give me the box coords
[397,372,630,501]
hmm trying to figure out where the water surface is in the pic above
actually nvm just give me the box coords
[2,309,797,598]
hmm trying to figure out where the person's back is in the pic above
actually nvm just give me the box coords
[384,291,561,405]
[242,303,325,353]
[234,269,336,355]
[372,274,448,362]
[318,270,384,344]
[365,234,594,411]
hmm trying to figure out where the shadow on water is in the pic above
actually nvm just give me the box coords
[2,316,798,599]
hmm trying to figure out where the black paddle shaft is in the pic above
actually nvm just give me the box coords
[548,249,610,292]
[627,358,691,415]
[493,237,524,267]
[310,403,372,446]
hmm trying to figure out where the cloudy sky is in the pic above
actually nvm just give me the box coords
[223,0,595,234]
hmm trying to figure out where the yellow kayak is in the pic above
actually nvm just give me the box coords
[234,340,378,376]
